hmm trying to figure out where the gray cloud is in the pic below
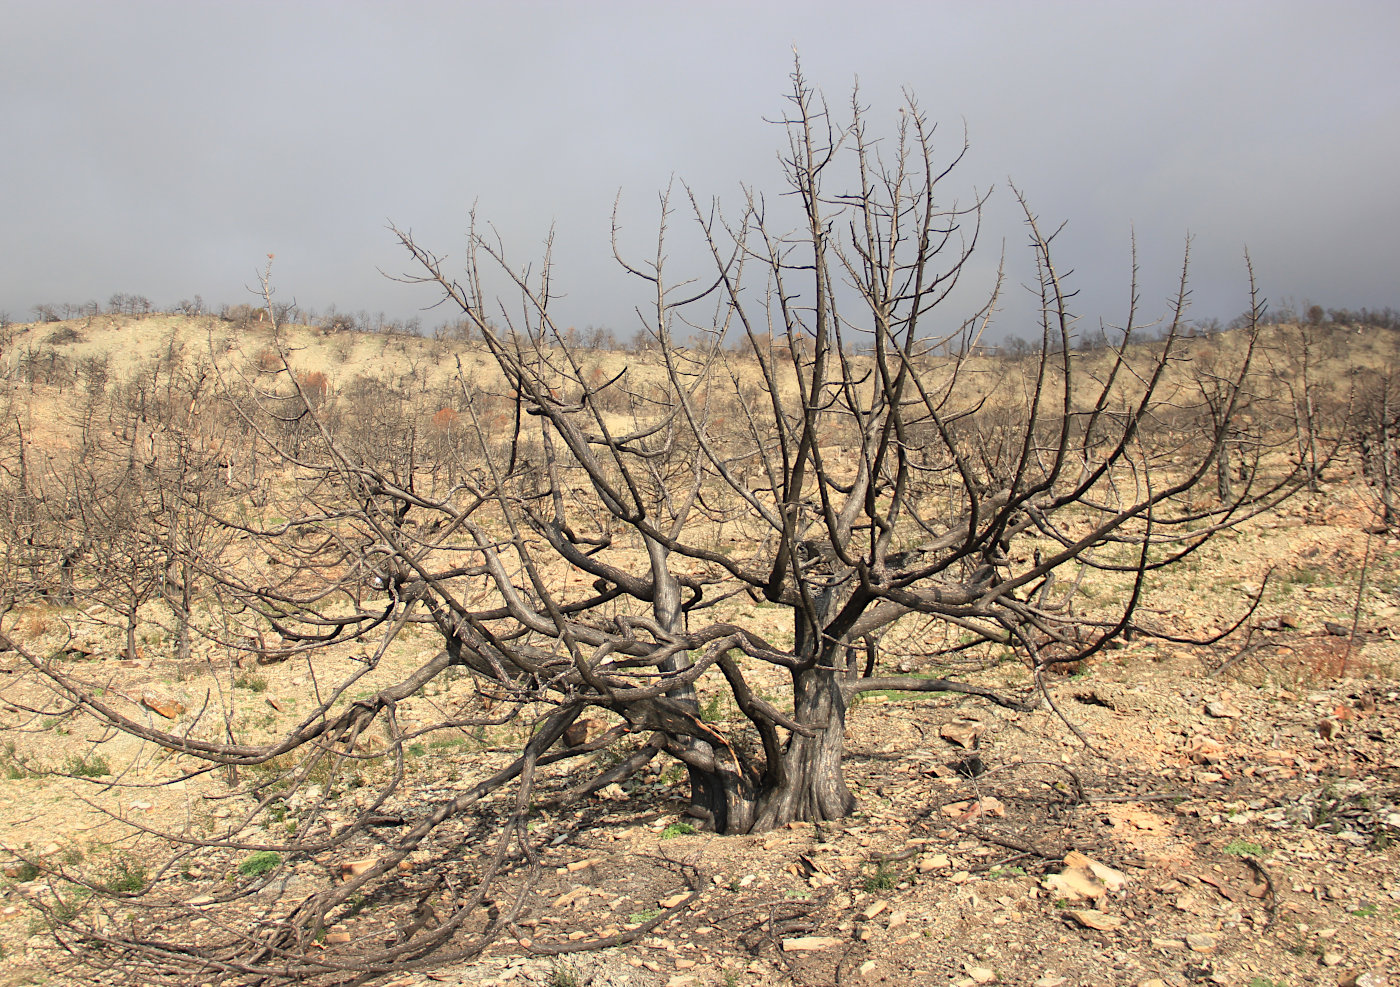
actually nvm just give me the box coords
[3,0,1397,337]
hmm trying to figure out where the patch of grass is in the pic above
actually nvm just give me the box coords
[699,693,725,722]
[63,753,110,778]
[8,861,40,882]
[863,862,897,892]
[427,735,468,750]
[98,854,148,894]
[988,865,1026,878]
[547,961,584,987]
[1248,978,1288,987]
[1223,839,1264,857]
[1,742,31,779]
[407,743,427,757]
[234,674,268,692]
[1351,903,1379,918]
[627,908,659,924]
[237,851,282,877]
[660,822,696,839]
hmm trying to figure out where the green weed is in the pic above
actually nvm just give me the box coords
[98,854,148,894]
[63,753,110,778]
[8,861,40,882]
[234,674,268,692]
[548,961,584,987]
[863,862,897,892]
[237,851,282,877]
[1223,839,1264,857]
[660,822,696,839]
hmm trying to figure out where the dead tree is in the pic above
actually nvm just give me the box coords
[0,65,1305,982]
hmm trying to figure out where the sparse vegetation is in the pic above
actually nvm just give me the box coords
[237,851,282,877]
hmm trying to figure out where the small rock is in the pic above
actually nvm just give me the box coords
[939,719,985,749]
[1205,701,1242,719]
[1065,909,1123,931]
[658,892,689,908]
[965,966,997,984]
[859,960,878,977]
[1043,851,1125,901]
[1340,972,1388,987]
[862,900,888,920]
[887,910,907,929]
[141,690,186,719]
[1321,952,1344,968]
[562,717,607,748]
[1035,978,1068,987]
[1184,932,1217,953]
[339,857,377,879]
[919,853,952,872]
[782,936,841,951]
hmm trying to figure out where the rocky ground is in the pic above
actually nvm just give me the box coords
[2,491,1398,987]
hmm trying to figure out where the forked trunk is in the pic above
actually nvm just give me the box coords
[752,662,854,829]
[693,653,855,835]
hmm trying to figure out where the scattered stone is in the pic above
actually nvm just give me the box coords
[1184,932,1217,953]
[1043,851,1125,901]
[782,936,841,951]
[887,909,907,930]
[658,892,689,908]
[941,797,1006,821]
[1340,972,1388,987]
[1035,978,1067,987]
[939,719,985,749]
[919,853,952,872]
[964,965,997,983]
[1205,701,1242,719]
[862,900,889,920]
[859,960,878,977]
[1065,909,1123,931]
[566,857,601,873]
[562,717,606,748]
[140,690,186,719]
[1321,952,1344,968]
[339,857,377,879]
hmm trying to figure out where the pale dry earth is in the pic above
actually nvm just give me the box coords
[0,486,1397,987]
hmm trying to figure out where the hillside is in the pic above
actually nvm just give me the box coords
[0,312,1397,987]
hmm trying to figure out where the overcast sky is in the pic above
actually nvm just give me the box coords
[3,1,1397,341]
